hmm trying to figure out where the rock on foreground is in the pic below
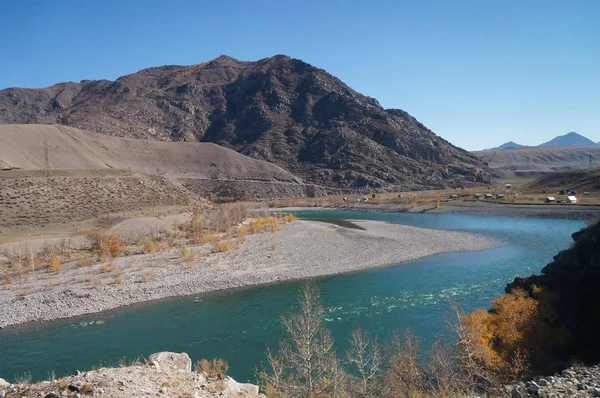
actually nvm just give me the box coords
[510,364,600,398]
[0,352,262,398]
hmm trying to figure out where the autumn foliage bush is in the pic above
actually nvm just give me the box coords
[108,233,122,258]
[460,287,569,382]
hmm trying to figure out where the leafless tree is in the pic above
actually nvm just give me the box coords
[346,328,382,396]
[380,329,422,398]
[448,300,495,392]
[258,281,343,398]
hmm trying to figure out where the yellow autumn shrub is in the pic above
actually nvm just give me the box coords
[462,287,569,381]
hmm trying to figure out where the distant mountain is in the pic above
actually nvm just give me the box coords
[491,141,529,150]
[538,132,598,147]
[0,54,493,190]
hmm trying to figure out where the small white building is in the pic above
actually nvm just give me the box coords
[546,196,556,202]
[567,195,578,203]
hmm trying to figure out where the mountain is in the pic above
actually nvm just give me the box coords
[473,147,600,172]
[538,132,598,147]
[491,141,529,150]
[0,55,491,190]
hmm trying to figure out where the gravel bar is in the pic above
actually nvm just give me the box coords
[0,220,495,328]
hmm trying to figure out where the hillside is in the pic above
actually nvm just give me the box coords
[0,124,307,202]
[524,168,600,192]
[507,220,600,365]
[0,55,492,190]
[473,146,600,172]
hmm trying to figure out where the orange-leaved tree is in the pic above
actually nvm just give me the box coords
[460,287,569,382]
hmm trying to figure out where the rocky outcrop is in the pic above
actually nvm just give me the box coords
[0,55,492,191]
[507,220,600,365]
[0,352,262,398]
[510,365,600,397]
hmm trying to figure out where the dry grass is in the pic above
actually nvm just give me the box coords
[143,238,156,254]
[194,358,229,380]
[48,253,62,273]
[100,263,115,274]
[213,241,231,253]
[237,226,247,244]
[114,274,123,285]
[76,257,94,267]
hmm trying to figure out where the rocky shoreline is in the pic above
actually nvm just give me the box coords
[0,220,495,329]
[0,351,263,398]
[511,365,600,397]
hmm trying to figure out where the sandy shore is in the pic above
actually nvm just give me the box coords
[0,219,494,328]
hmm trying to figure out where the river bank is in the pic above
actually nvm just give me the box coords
[275,200,600,220]
[0,219,494,329]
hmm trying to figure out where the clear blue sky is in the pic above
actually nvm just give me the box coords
[1,0,599,150]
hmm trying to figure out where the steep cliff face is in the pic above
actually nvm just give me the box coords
[1,55,491,190]
[507,220,600,363]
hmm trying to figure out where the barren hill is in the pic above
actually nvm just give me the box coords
[525,168,600,192]
[0,55,491,190]
[474,146,600,172]
[0,124,309,238]
[0,124,307,201]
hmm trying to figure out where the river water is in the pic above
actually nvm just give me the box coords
[0,210,585,383]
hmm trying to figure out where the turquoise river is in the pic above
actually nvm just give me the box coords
[0,210,586,383]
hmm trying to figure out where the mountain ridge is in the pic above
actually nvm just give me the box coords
[490,141,529,150]
[0,54,492,191]
[486,132,598,151]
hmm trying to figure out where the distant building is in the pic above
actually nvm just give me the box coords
[496,194,505,198]
[546,196,556,202]
[504,184,512,189]
[485,193,493,198]
[567,195,578,203]
[450,194,459,199]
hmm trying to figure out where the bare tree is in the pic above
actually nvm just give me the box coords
[380,329,422,398]
[258,281,343,398]
[346,328,381,396]
[448,300,495,392]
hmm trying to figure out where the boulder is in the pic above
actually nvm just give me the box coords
[0,379,7,388]
[222,377,260,397]
[148,352,192,373]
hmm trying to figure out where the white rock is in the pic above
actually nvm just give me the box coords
[148,352,192,373]
[0,379,7,388]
